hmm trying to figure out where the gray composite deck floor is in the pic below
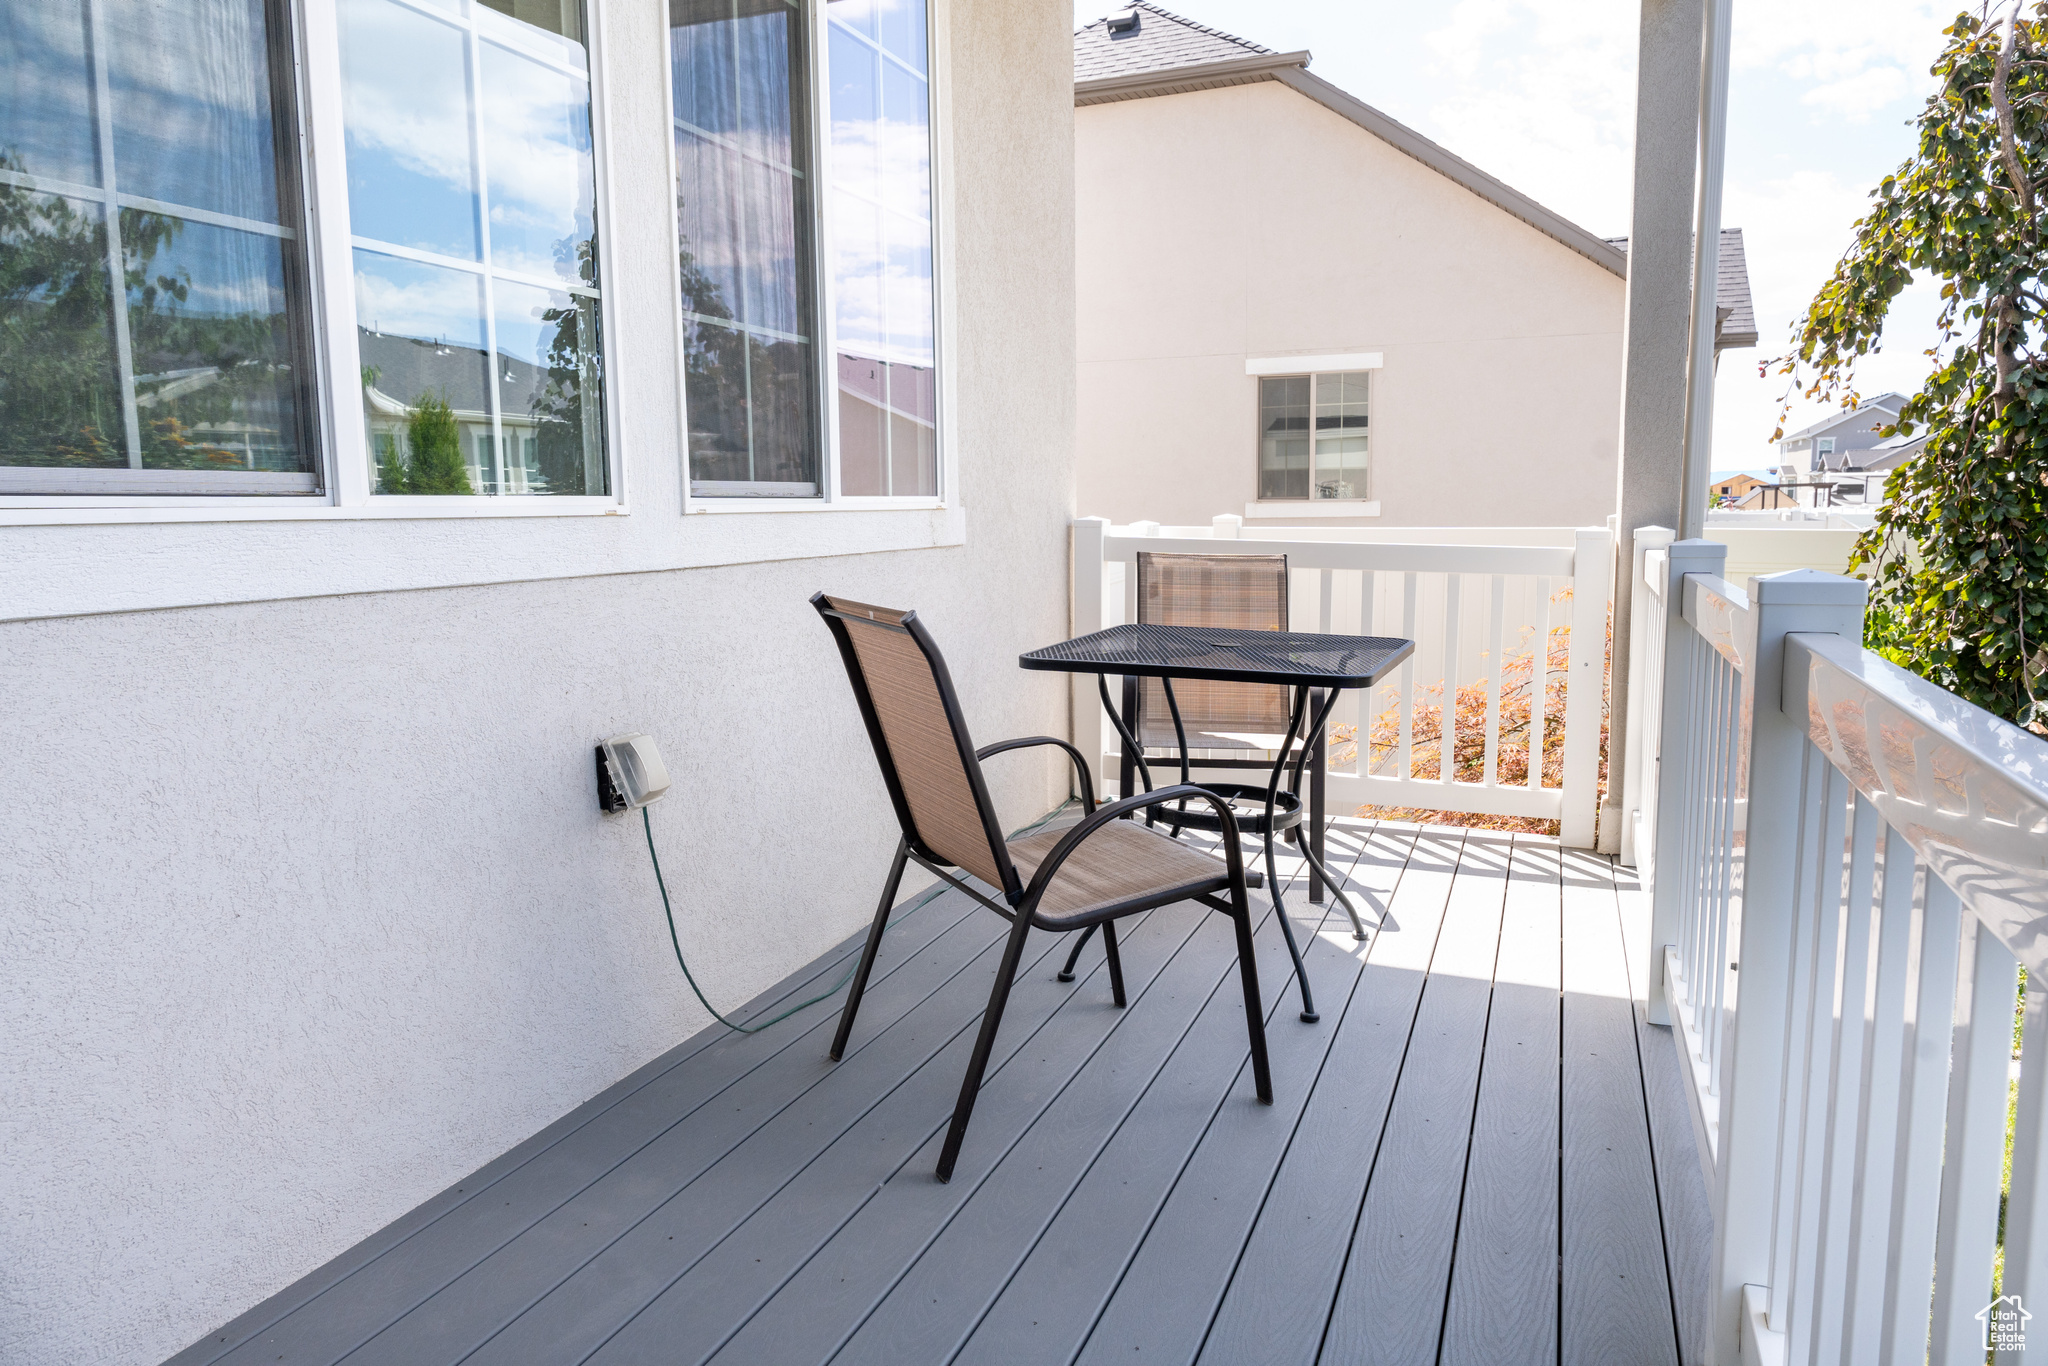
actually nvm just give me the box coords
[170,817,1711,1366]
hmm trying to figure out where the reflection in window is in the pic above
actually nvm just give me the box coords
[671,0,820,496]
[829,0,934,496]
[0,0,317,490]
[1257,376,1309,501]
[1258,372,1369,501]
[341,0,606,496]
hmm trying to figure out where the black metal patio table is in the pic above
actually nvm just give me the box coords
[1020,622,1415,1022]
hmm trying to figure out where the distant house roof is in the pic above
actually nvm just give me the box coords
[1779,392,1907,444]
[1604,229,1757,351]
[1074,4,1626,276]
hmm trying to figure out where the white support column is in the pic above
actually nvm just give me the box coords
[1559,524,1613,848]
[1708,570,1868,1366]
[1646,537,1727,1024]
[1620,525,1677,869]
[1070,517,1108,801]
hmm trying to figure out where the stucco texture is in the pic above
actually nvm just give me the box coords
[1076,79,1626,529]
[0,1,1077,1361]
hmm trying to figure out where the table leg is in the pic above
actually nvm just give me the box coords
[1309,687,1327,904]
[1292,686,1370,941]
[1265,686,1318,1023]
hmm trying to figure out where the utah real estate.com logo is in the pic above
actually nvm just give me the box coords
[1983,1294,2032,1352]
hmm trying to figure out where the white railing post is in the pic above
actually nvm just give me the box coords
[1558,524,1613,848]
[1619,526,1675,870]
[1210,513,1241,539]
[1708,570,1867,1366]
[1646,538,1727,1024]
[1070,517,1108,801]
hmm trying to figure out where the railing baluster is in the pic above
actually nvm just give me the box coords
[1484,573,1505,788]
[1782,764,1853,1358]
[1398,571,1416,780]
[1768,745,1829,1334]
[1807,795,1883,1366]
[1930,917,2021,1365]
[2000,950,2048,1364]
[1527,575,1550,793]
[1880,869,1962,1366]
[1841,828,1918,1357]
[1441,572,1461,786]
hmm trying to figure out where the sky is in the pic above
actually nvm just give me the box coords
[1073,0,1960,475]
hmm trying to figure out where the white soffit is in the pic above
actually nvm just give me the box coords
[1244,352,1383,376]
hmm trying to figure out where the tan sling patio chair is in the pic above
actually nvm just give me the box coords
[812,592,1273,1182]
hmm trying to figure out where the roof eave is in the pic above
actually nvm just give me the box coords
[1074,50,1311,105]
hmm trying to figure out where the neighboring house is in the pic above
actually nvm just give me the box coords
[1,3,1076,1360]
[1073,3,1757,529]
[1775,392,1908,503]
[1710,472,1770,503]
[1736,483,1802,510]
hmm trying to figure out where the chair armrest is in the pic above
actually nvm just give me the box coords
[1018,784,1248,921]
[976,735,1097,815]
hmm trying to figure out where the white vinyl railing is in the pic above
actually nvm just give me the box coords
[1070,515,1611,847]
[1641,540,2048,1365]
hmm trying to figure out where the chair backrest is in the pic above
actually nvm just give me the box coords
[811,594,1018,897]
[1135,551,1293,741]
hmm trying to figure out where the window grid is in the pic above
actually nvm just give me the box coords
[1257,370,1371,502]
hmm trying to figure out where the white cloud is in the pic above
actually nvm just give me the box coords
[1800,65,1914,122]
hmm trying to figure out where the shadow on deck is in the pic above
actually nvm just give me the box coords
[171,819,1712,1366]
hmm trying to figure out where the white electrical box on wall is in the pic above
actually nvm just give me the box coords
[596,734,671,811]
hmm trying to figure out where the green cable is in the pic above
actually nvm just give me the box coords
[642,800,1076,1034]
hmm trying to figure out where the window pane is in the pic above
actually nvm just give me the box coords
[345,0,608,496]
[354,249,490,495]
[1310,371,1368,499]
[0,190,124,467]
[0,0,317,490]
[126,212,307,472]
[0,1,99,186]
[829,0,935,497]
[109,0,285,224]
[478,40,595,286]
[673,0,819,496]
[493,278,605,495]
[340,0,482,262]
[1258,375,1309,501]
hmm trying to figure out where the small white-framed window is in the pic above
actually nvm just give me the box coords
[0,0,616,506]
[1257,370,1369,502]
[668,0,938,505]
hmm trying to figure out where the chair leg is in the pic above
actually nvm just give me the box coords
[1231,896,1274,1104]
[937,911,1034,1183]
[1056,923,1097,982]
[1101,920,1127,1007]
[831,839,909,1062]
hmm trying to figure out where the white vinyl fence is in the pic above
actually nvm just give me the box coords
[1634,539,2048,1364]
[1069,515,1612,846]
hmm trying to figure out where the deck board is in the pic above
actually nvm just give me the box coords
[1439,838,1562,1366]
[1560,848,1681,1366]
[1318,829,1510,1366]
[171,821,1690,1366]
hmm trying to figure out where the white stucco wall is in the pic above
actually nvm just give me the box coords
[1075,79,1626,530]
[0,2,1076,1361]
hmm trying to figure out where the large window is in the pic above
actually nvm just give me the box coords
[1257,370,1369,502]
[342,0,608,497]
[0,0,318,494]
[0,0,611,502]
[671,0,937,501]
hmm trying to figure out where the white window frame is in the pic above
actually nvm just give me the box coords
[0,0,628,525]
[669,0,957,518]
[1246,353,1381,512]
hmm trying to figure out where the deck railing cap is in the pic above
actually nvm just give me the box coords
[1747,568,1869,607]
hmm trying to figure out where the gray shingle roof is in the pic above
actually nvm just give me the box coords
[1606,228,1758,349]
[1074,3,1270,83]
